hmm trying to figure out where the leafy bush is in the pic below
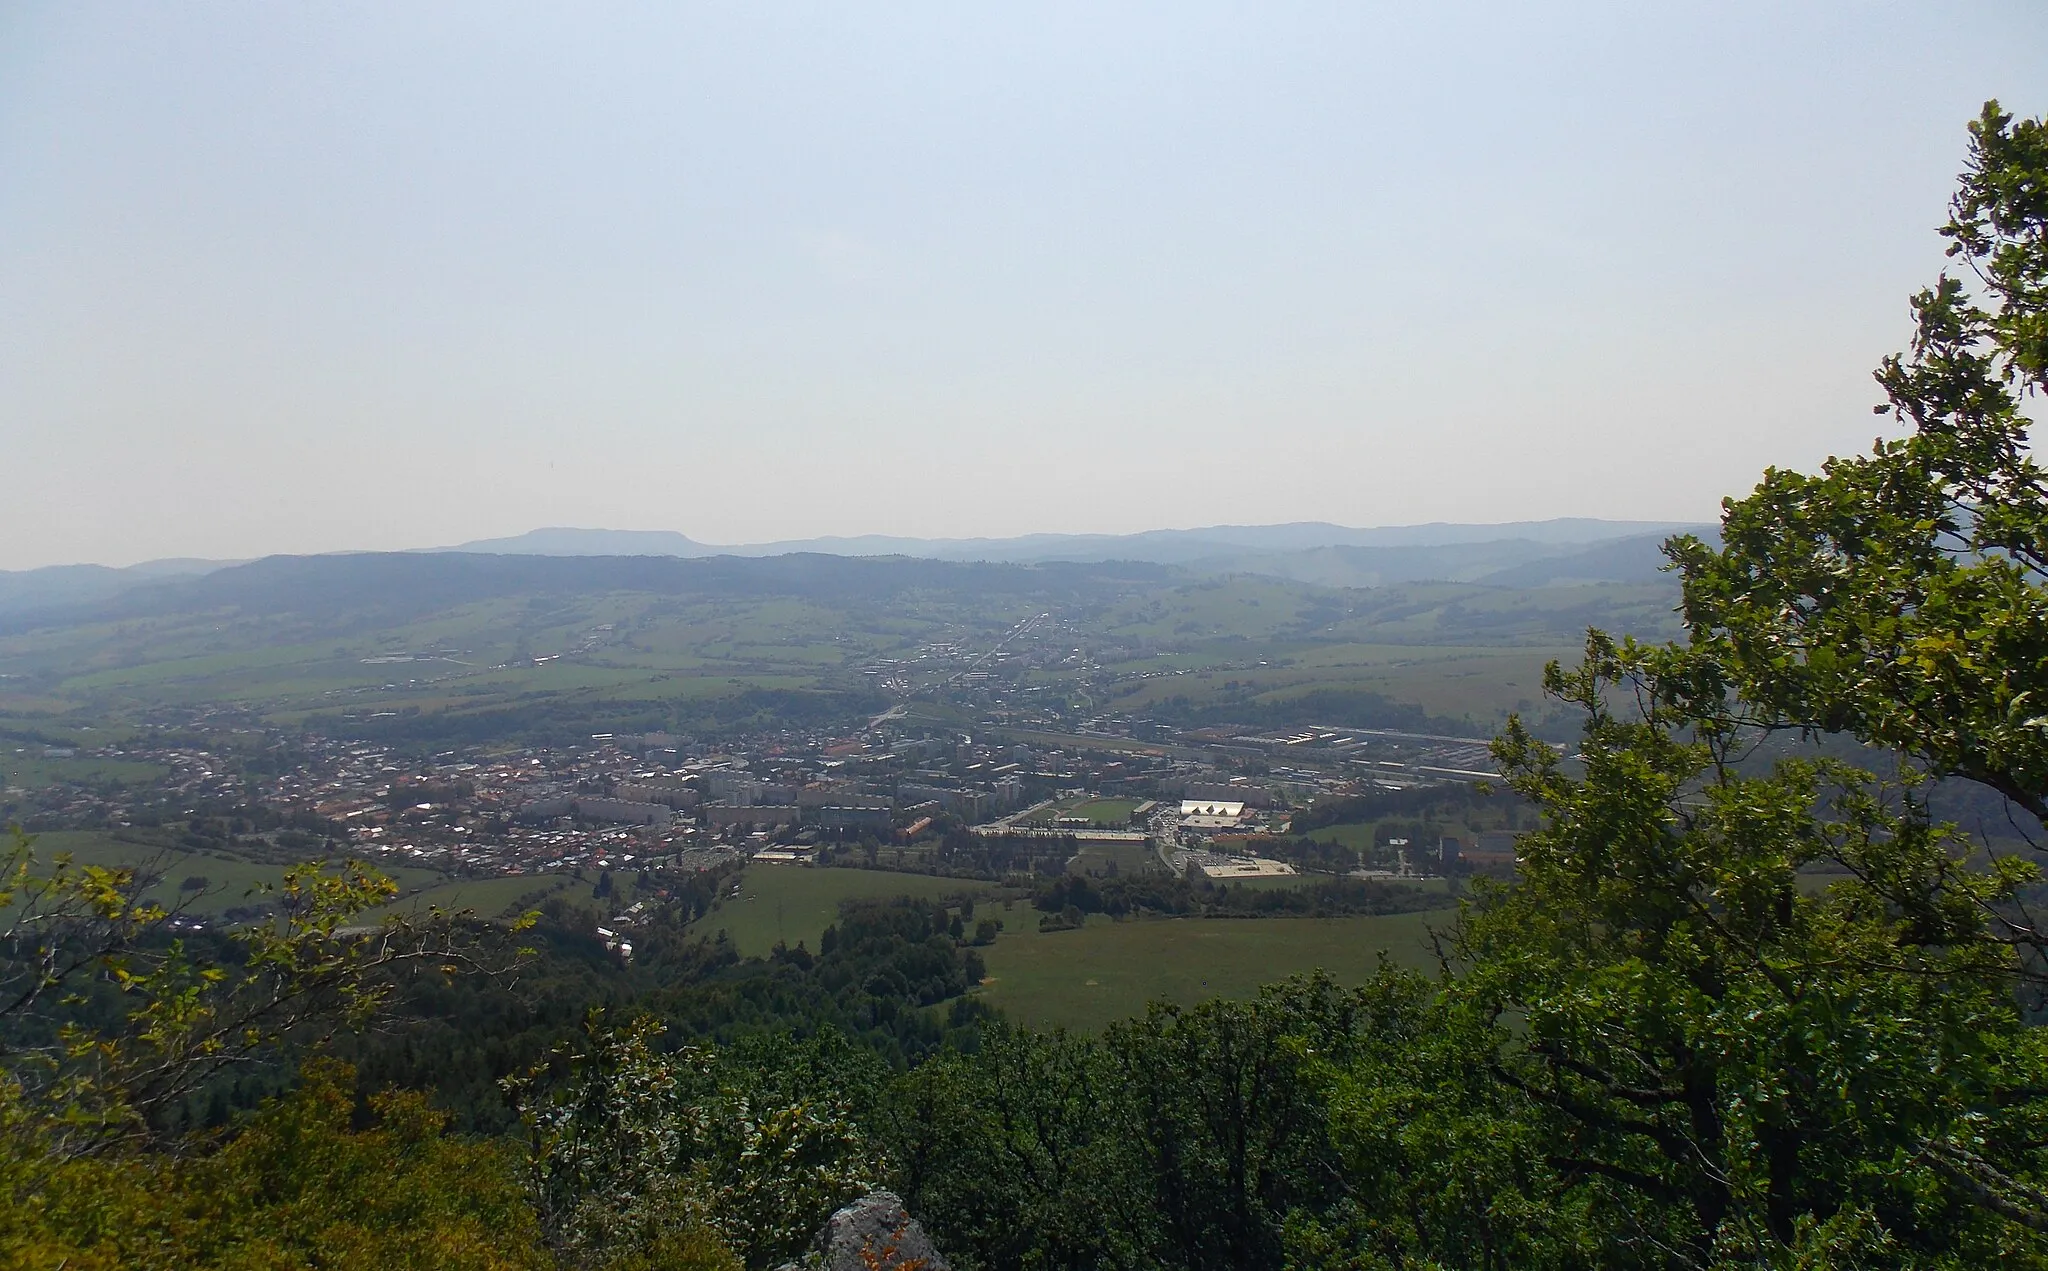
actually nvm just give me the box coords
[516,1018,879,1270]
[0,1060,548,1270]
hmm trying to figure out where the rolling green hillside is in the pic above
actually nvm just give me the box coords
[0,550,1682,745]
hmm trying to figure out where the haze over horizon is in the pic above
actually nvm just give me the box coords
[1,514,1709,575]
[4,2,2043,570]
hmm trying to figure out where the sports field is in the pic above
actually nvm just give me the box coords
[1056,797,1144,826]
[685,865,999,957]
[973,901,1455,1032]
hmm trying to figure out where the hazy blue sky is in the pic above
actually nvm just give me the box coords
[2,3,2042,569]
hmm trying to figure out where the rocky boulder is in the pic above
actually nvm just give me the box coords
[776,1191,949,1271]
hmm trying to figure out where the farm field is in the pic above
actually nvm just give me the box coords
[18,830,451,918]
[1207,872,1323,890]
[686,865,999,958]
[369,872,571,921]
[1302,819,1512,860]
[1302,823,1382,853]
[0,751,168,789]
[0,584,921,732]
[973,901,1455,1032]
[1069,840,1164,877]
[1099,641,1577,734]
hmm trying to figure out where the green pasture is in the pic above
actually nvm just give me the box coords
[371,873,569,922]
[1101,578,1338,642]
[1279,642,1566,721]
[0,752,168,789]
[1320,581,1681,646]
[0,693,80,718]
[1095,649,1268,675]
[17,830,449,919]
[0,588,874,721]
[1101,641,1572,733]
[1303,823,1380,852]
[19,827,567,926]
[0,716,149,746]
[973,902,1455,1032]
[687,865,998,958]
[1068,840,1163,877]
[1208,872,1321,890]
[382,868,702,924]
[584,673,817,703]
[1302,820,1504,858]
[53,641,366,695]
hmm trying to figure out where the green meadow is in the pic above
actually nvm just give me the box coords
[686,865,999,958]
[973,900,1454,1032]
[368,873,573,922]
[674,865,1456,1031]
[0,751,169,789]
[17,830,451,918]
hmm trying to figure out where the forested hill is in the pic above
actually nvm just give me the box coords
[5,551,1177,630]
[0,520,1708,625]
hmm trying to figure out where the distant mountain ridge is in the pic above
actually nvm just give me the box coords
[0,558,234,618]
[445,518,1706,562]
[439,519,1712,590]
[0,552,1182,635]
[1477,531,1697,587]
[0,519,1711,622]
[445,528,714,557]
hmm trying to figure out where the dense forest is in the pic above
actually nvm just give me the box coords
[6,104,2048,1270]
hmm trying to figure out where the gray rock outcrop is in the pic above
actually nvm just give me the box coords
[776,1191,949,1271]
